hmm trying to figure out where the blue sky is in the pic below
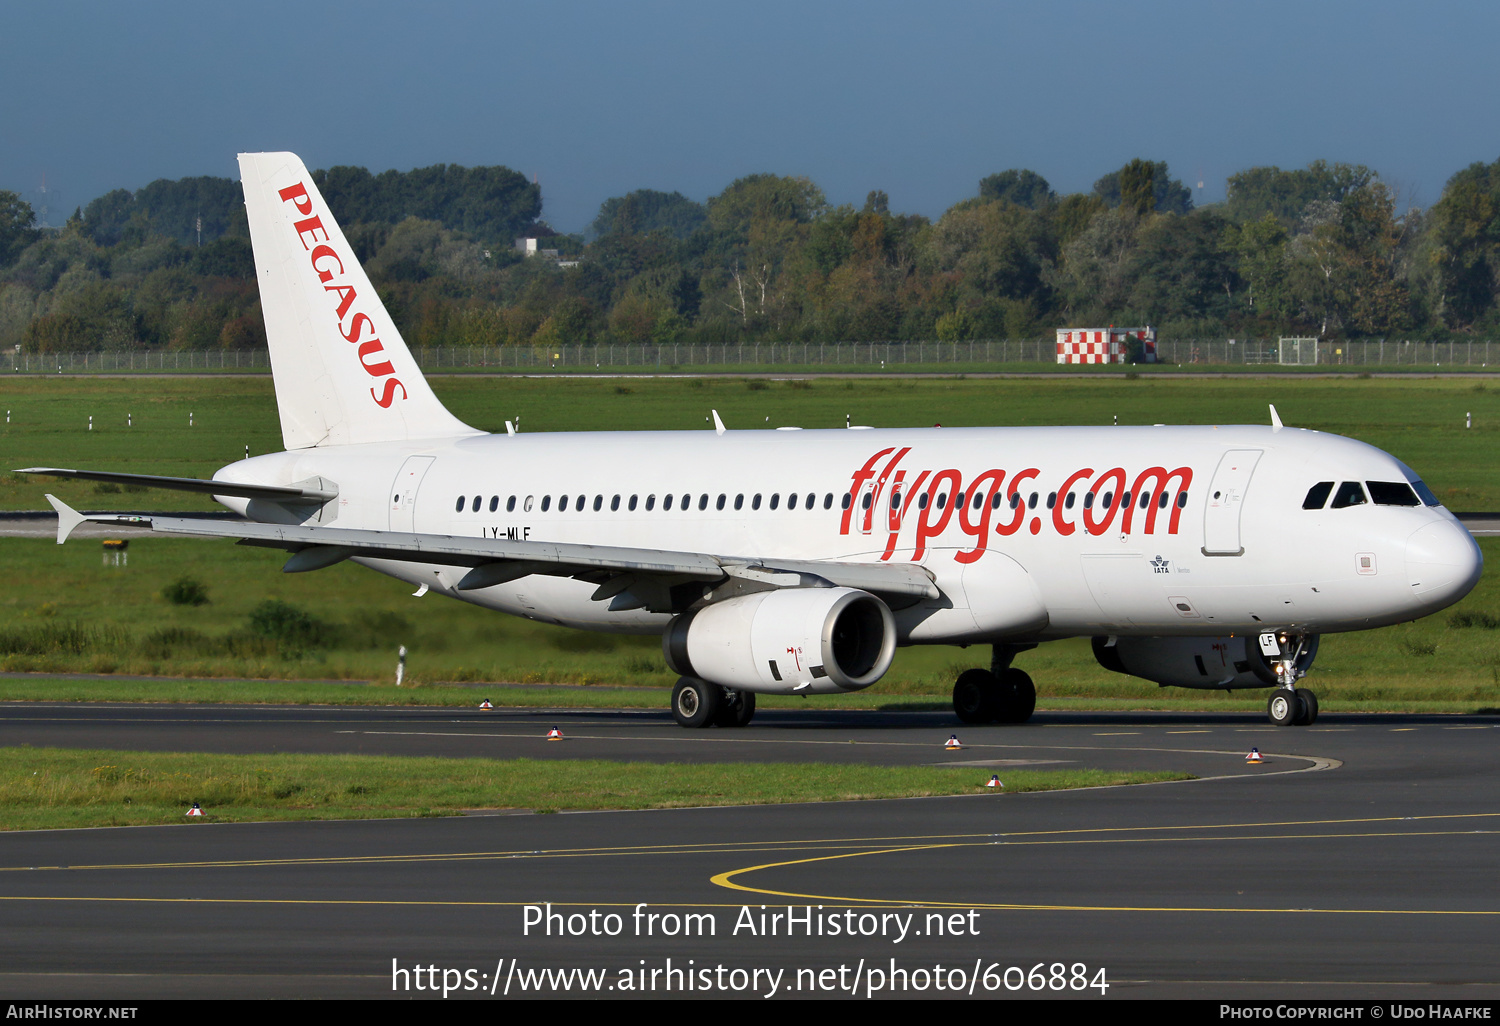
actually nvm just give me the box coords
[3,0,1497,232]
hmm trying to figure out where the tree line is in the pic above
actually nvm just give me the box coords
[2,153,1499,354]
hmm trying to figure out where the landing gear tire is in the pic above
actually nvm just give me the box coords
[672,677,721,728]
[953,668,1036,724]
[953,669,1000,723]
[1267,689,1303,727]
[1294,688,1319,726]
[713,689,756,728]
[998,668,1037,724]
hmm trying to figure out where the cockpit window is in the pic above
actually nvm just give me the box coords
[1408,478,1441,507]
[1303,481,1334,510]
[1329,481,1368,509]
[1367,481,1421,507]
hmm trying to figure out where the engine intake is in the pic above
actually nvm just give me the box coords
[663,587,896,694]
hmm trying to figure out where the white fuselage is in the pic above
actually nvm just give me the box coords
[213,423,1482,645]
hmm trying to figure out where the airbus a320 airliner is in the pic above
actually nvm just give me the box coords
[26,152,1484,728]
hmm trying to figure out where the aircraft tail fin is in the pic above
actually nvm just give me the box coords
[238,152,479,449]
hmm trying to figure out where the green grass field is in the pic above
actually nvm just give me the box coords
[0,747,1187,830]
[0,374,1497,711]
[3,374,1498,509]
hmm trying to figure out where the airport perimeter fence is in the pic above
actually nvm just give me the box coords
[6,338,1499,373]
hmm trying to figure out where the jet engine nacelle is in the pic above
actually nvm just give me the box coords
[1092,633,1319,690]
[663,587,897,694]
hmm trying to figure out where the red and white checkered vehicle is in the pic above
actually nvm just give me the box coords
[1055,327,1156,364]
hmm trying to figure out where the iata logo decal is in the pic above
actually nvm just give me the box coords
[1151,555,1171,574]
[276,181,407,410]
[841,448,1193,564]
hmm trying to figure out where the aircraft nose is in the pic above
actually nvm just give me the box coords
[1406,519,1483,607]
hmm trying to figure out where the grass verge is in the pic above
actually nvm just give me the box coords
[0,748,1189,830]
[2,677,1500,717]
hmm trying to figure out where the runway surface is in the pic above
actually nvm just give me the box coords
[0,704,1497,999]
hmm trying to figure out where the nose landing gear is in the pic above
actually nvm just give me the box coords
[1260,631,1319,726]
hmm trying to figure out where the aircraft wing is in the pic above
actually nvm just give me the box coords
[44,496,939,606]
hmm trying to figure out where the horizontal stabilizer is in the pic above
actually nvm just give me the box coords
[16,468,336,503]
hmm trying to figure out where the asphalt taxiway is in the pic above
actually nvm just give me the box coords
[0,705,1496,999]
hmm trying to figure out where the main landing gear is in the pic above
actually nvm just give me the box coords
[671,677,756,728]
[1262,631,1318,726]
[952,644,1037,724]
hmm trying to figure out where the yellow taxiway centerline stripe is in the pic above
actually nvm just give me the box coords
[0,888,1495,916]
[709,841,1500,915]
[7,811,1496,873]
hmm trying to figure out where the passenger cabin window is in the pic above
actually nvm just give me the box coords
[937,493,948,509]
[472,496,481,512]
[523,495,533,512]
[841,493,852,510]
[663,494,673,511]
[593,495,603,512]
[752,494,762,510]
[716,494,726,511]
[698,494,709,511]
[1008,493,1020,510]
[489,496,498,512]
[1046,492,1057,509]
[734,494,744,510]
[646,494,655,511]
[628,495,637,511]
[1367,481,1421,507]
[1303,481,1334,510]
[1027,492,1038,509]
[1330,481,1368,508]
[541,495,551,512]
[455,496,465,512]
[1121,490,1132,508]
[770,493,780,510]
[824,493,833,510]
[861,493,873,510]
[507,496,517,512]
[891,491,903,509]
[578,496,587,512]
[1064,492,1075,509]
[1158,491,1169,509]
[680,494,690,510]
[611,495,621,511]
[1177,491,1188,508]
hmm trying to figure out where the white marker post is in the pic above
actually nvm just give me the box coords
[396,645,407,686]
